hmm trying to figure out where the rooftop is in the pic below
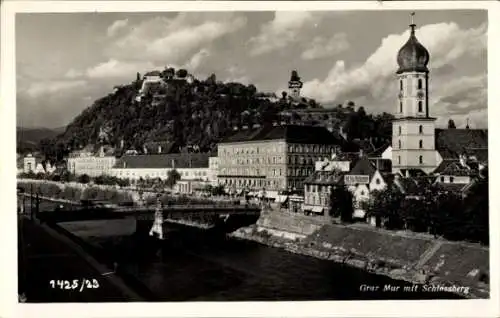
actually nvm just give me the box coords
[220,124,344,145]
[347,156,377,178]
[304,169,346,185]
[435,128,488,160]
[114,153,210,169]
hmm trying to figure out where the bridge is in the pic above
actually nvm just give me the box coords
[19,194,262,239]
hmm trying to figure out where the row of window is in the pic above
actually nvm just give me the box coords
[112,170,208,178]
[220,167,314,177]
[305,184,332,193]
[396,156,424,165]
[397,139,425,149]
[305,195,330,207]
[397,125,425,135]
[220,144,337,156]
[223,178,281,189]
[399,101,424,113]
[400,78,423,91]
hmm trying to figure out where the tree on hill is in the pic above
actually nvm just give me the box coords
[78,174,90,184]
[368,187,404,230]
[448,119,456,129]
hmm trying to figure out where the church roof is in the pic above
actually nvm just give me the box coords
[435,128,488,160]
[396,23,430,74]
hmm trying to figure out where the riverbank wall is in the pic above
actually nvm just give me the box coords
[231,212,490,299]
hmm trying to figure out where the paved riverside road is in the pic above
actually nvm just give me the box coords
[18,217,142,302]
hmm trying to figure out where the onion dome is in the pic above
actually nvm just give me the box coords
[396,24,430,74]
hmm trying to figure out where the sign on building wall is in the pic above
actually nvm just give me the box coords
[344,175,370,185]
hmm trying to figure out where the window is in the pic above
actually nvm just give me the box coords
[419,125,423,134]
[418,101,423,113]
[419,156,423,164]
[419,140,423,149]
[398,156,401,165]
[418,78,422,89]
[398,126,402,135]
[376,178,380,185]
[400,80,403,91]
[450,177,455,183]
[398,140,401,149]
[399,101,403,113]
[440,176,445,182]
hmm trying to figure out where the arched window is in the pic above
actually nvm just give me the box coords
[398,140,402,149]
[419,156,423,164]
[419,140,423,149]
[418,101,423,113]
[400,80,403,91]
[419,125,423,134]
[450,176,455,183]
[399,101,403,113]
[398,126,402,135]
[418,78,422,89]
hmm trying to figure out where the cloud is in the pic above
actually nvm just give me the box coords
[302,22,487,127]
[23,80,87,98]
[107,19,129,37]
[184,48,210,71]
[86,59,161,79]
[105,13,246,64]
[64,68,84,79]
[248,11,322,56]
[301,33,350,60]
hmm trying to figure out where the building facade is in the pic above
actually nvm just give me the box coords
[109,153,210,184]
[217,124,344,194]
[67,148,116,177]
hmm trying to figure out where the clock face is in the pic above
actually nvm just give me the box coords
[417,91,425,99]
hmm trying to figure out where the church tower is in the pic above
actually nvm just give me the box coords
[288,70,303,99]
[392,13,437,174]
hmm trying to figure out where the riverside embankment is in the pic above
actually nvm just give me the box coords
[230,211,490,299]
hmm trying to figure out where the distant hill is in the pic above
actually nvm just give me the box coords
[17,127,64,154]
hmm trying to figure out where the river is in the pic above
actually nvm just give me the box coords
[67,221,462,301]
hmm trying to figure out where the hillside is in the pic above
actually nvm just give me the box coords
[38,68,394,161]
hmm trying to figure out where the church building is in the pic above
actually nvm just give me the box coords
[390,14,487,175]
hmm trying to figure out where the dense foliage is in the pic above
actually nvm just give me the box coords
[33,69,394,161]
[329,185,354,223]
[367,178,489,245]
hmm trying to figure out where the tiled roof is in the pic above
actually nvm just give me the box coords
[304,170,346,185]
[435,128,488,159]
[369,158,392,173]
[114,153,209,169]
[394,177,421,195]
[399,169,427,178]
[220,124,344,146]
[368,143,390,158]
[347,156,377,178]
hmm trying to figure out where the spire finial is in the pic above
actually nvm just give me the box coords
[410,12,416,33]
[466,118,470,129]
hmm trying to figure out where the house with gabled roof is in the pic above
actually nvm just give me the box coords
[344,156,390,218]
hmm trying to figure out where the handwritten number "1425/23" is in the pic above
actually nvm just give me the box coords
[49,279,99,291]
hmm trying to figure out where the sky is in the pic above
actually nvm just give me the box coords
[16,10,487,129]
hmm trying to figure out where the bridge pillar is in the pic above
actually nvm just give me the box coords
[149,198,165,240]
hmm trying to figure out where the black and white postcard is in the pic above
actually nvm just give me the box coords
[1,1,499,318]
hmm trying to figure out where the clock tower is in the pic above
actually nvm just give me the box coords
[392,13,437,174]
